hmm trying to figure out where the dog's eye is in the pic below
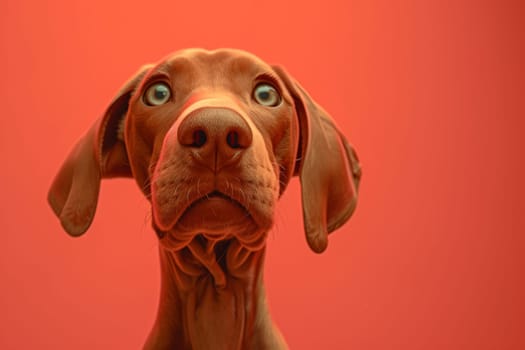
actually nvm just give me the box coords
[253,83,281,107]
[144,82,171,106]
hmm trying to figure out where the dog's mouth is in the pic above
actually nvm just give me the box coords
[153,188,270,256]
[174,190,254,235]
[187,190,247,212]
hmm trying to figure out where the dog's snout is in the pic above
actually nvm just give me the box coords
[177,107,252,169]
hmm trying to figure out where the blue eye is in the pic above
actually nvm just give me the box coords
[144,82,171,106]
[253,83,281,107]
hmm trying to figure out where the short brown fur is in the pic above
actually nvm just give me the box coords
[48,48,361,349]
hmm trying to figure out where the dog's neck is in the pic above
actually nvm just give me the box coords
[144,235,286,350]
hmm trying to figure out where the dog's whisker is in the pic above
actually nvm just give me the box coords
[186,188,193,203]
[140,177,152,194]
[271,160,286,172]
[196,178,202,197]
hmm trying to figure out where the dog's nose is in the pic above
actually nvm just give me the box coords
[177,107,252,170]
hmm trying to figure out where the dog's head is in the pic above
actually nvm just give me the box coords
[48,48,361,253]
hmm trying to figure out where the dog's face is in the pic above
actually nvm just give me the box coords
[49,48,361,253]
[125,49,298,250]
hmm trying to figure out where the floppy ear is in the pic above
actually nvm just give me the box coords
[273,66,362,253]
[48,65,152,237]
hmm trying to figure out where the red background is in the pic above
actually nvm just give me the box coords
[1,0,524,349]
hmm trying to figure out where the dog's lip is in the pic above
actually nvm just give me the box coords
[182,190,252,223]
[173,190,254,233]
[154,189,269,252]
[189,190,247,210]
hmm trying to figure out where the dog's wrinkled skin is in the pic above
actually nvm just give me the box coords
[48,48,361,349]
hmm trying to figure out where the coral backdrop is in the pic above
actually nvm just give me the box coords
[1,0,523,349]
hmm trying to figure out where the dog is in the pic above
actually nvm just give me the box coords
[48,48,361,349]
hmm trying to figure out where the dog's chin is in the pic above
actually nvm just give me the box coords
[173,192,257,237]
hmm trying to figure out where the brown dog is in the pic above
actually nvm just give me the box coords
[48,48,361,349]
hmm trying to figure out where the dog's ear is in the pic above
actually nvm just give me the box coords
[273,66,362,253]
[48,65,152,237]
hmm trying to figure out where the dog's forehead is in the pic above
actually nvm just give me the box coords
[158,48,272,75]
